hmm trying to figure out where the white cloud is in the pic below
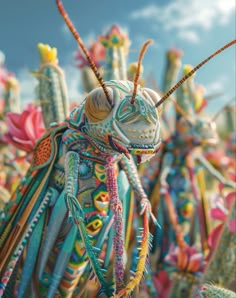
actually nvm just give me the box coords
[130,0,235,43]
[204,75,228,95]
[177,30,200,44]
[131,4,158,20]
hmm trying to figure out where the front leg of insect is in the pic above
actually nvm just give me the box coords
[119,156,159,225]
[106,158,125,291]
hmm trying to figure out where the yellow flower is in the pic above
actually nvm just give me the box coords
[37,43,58,65]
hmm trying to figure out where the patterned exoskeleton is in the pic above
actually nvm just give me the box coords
[0,3,162,297]
[0,1,235,297]
[0,79,161,298]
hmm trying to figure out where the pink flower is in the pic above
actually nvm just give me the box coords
[98,25,130,50]
[74,41,105,69]
[4,103,45,152]
[165,244,204,273]
[153,270,172,298]
[167,48,184,62]
[210,191,236,231]
[208,191,236,252]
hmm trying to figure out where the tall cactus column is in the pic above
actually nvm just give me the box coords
[163,48,183,94]
[3,76,21,115]
[99,25,130,81]
[36,43,69,129]
[161,48,183,130]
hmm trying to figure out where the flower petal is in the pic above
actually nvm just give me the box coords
[210,208,226,221]
[5,113,28,140]
[187,253,203,272]
[225,192,236,209]
[177,248,188,271]
[228,218,236,233]
[208,224,223,249]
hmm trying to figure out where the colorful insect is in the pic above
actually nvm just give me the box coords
[139,46,236,297]
[0,0,235,297]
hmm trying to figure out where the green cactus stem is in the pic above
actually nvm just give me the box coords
[36,43,69,129]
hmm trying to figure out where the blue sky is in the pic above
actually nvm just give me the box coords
[0,0,235,114]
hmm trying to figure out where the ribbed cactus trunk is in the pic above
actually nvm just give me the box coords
[225,106,236,132]
[99,25,130,81]
[168,272,198,298]
[3,77,20,114]
[37,43,69,129]
[163,48,183,93]
[103,47,127,81]
[161,48,183,131]
[176,65,197,118]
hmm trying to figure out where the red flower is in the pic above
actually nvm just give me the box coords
[153,270,172,298]
[165,244,204,273]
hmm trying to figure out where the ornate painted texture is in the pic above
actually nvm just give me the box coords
[0,79,162,297]
[0,1,235,297]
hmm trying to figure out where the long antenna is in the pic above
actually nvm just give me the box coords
[156,40,236,108]
[130,39,153,104]
[147,74,193,124]
[56,0,112,106]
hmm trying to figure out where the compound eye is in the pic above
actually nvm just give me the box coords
[143,88,162,115]
[143,88,161,105]
[84,87,113,123]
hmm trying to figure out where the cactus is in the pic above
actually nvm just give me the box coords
[163,48,183,94]
[168,272,199,298]
[36,43,69,128]
[199,284,236,298]
[99,25,130,81]
[3,76,21,115]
